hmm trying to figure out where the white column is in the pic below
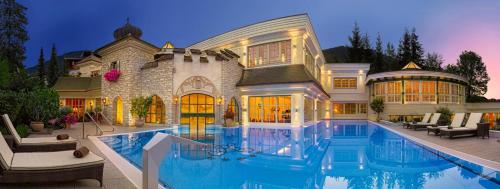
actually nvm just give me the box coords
[292,93,304,126]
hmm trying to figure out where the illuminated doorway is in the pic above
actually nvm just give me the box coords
[180,93,215,141]
[115,97,123,125]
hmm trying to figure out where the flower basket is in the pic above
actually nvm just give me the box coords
[104,69,121,82]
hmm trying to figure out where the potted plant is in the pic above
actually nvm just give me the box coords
[59,106,77,128]
[24,88,59,132]
[130,96,152,127]
[370,97,384,122]
[224,110,235,127]
[104,69,121,82]
[436,106,452,126]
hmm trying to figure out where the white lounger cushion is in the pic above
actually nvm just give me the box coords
[429,113,441,125]
[10,150,104,171]
[428,113,466,129]
[2,114,76,145]
[420,113,432,124]
[0,130,14,169]
[465,113,483,129]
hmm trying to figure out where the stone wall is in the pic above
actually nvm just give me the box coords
[101,43,156,126]
[139,59,174,126]
[221,59,243,122]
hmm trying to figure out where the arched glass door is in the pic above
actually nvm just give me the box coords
[180,93,215,141]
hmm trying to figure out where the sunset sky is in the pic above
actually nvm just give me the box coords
[19,0,500,98]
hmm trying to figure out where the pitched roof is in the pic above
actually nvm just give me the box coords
[236,64,329,96]
[53,77,101,91]
[95,35,159,54]
[402,61,422,70]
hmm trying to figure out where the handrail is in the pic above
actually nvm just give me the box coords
[84,112,104,137]
[142,133,209,189]
[96,112,115,132]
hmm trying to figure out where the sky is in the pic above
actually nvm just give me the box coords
[18,0,500,98]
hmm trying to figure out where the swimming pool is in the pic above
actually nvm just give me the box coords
[97,120,500,189]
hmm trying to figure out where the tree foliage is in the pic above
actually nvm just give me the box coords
[47,44,58,87]
[397,29,412,68]
[348,22,363,63]
[422,53,444,71]
[0,56,9,88]
[370,97,385,121]
[0,0,29,73]
[37,48,45,85]
[456,51,490,98]
[371,34,384,73]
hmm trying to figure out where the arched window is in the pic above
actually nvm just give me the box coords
[146,95,165,124]
[227,97,240,122]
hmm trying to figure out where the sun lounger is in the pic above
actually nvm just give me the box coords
[0,131,104,185]
[439,113,483,138]
[404,113,432,128]
[2,114,77,152]
[427,113,465,135]
[409,113,441,130]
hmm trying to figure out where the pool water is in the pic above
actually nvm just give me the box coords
[98,120,500,189]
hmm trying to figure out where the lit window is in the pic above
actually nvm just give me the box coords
[146,95,165,124]
[332,103,368,115]
[386,81,402,103]
[405,81,420,103]
[247,40,291,67]
[248,96,291,123]
[421,81,436,103]
[334,78,357,89]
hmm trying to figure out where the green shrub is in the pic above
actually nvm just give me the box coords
[130,96,153,119]
[436,106,453,126]
[59,106,73,116]
[370,97,385,121]
[24,88,60,123]
[0,89,23,122]
[16,124,29,138]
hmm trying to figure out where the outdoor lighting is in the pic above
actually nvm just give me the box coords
[217,97,223,105]
[173,96,179,104]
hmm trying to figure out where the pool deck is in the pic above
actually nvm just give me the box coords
[3,121,500,189]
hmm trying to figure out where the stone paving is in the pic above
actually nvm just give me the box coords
[3,121,500,188]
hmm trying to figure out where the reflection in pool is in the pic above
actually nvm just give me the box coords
[98,120,500,189]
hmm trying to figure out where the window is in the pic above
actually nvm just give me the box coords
[386,81,401,103]
[65,98,85,118]
[374,82,386,100]
[334,78,357,89]
[180,94,215,125]
[227,97,239,122]
[110,61,120,70]
[438,82,462,104]
[333,103,368,115]
[146,95,165,124]
[248,96,291,123]
[404,81,420,103]
[247,40,291,67]
[90,70,100,77]
[421,81,436,103]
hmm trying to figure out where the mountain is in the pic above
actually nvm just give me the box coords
[26,50,92,75]
[322,46,350,63]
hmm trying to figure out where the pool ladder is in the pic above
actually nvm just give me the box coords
[83,111,115,138]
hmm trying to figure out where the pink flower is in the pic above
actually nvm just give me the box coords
[104,69,121,82]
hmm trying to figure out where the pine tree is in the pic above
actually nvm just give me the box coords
[0,0,29,74]
[371,33,384,73]
[385,42,398,70]
[0,56,9,88]
[422,53,443,71]
[37,48,45,84]
[397,28,412,68]
[409,28,424,64]
[348,22,362,63]
[360,33,372,62]
[47,44,58,87]
[456,51,490,98]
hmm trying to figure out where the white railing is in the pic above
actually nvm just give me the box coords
[142,133,209,189]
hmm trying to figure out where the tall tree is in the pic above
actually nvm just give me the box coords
[409,28,424,64]
[397,28,412,68]
[444,64,459,74]
[0,0,29,73]
[455,51,490,98]
[37,47,45,84]
[360,33,372,62]
[385,42,398,70]
[348,22,362,62]
[0,56,9,88]
[371,33,384,73]
[47,44,58,87]
[422,52,444,71]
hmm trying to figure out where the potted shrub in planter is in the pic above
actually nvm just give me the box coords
[130,96,152,127]
[370,97,384,122]
[59,106,77,128]
[224,110,235,127]
[24,88,59,132]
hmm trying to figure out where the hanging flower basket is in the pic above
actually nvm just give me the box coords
[104,69,121,82]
